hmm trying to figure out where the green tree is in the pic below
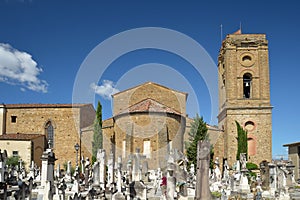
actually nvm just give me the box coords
[186,114,213,169]
[92,101,103,162]
[6,156,24,167]
[235,121,248,160]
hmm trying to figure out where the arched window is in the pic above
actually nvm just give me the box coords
[243,73,252,98]
[45,121,54,148]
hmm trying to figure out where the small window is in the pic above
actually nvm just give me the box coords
[243,73,252,98]
[11,116,17,123]
[12,151,19,157]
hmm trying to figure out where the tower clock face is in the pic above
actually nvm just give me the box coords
[240,53,255,67]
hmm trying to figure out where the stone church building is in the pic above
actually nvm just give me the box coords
[0,32,273,170]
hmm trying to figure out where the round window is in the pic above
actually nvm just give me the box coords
[240,53,255,67]
[244,121,255,131]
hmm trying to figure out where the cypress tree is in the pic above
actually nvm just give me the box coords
[186,114,213,169]
[235,121,248,160]
[92,101,103,161]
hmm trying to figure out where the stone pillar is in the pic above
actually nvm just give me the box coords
[158,125,169,169]
[97,149,106,189]
[117,156,122,192]
[107,149,115,189]
[84,157,90,188]
[40,149,57,187]
[92,161,100,186]
[195,140,211,200]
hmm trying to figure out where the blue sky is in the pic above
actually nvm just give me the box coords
[0,0,299,159]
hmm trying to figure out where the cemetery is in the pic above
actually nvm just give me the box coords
[1,142,300,199]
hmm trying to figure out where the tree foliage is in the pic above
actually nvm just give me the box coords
[92,101,103,161]
[236,121,248,160]
[6,156,24,167]
[186,114,213,169]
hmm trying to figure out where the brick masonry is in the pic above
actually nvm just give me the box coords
[216,33,272,167]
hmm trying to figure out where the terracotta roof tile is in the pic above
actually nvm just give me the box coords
[117,98,182,116]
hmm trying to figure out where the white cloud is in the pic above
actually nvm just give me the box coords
[0,43,48,93]
[90,80,119,100]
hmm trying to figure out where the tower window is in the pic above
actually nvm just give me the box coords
[243,73,252,98]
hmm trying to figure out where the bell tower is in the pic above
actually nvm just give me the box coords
[217,33,272,166]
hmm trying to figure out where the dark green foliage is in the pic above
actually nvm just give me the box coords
[92,101,103,160]
[6,156,22,167]
[235,121,248,160]
[246,162,258,180]
[186,114,213,169]
[246,162,258,170]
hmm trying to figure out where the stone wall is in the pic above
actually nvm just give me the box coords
[3,104,95,167]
